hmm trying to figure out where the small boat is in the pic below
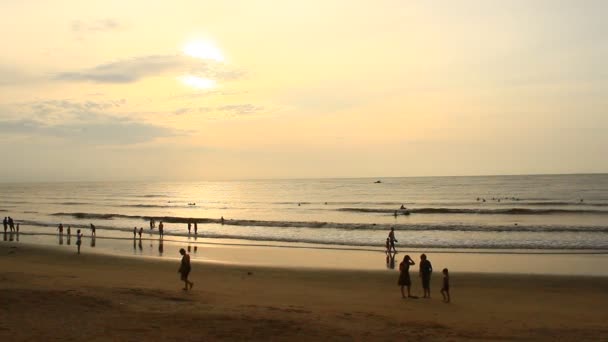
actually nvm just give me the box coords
[374,180,382,184]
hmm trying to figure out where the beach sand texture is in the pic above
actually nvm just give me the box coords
[1,244,607,341]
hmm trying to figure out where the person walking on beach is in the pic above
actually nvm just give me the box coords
[419,254,433,298]
[178,248,194,291]
[149,218,154,230]
[133,227,137,239]
[9,217,14,232]
[440,268,450,303]
[57,223,64,235]
[76,229,82,254]
[158,221,164,235]
[90,223,96,237]
[159,222,164,238]
[187,222,191,235]
[388,227,398,253]
[194,222,198,235]
[138,227,143,239]
[3,217,7,232]
[67,226,71,236]
[398,255,416,299]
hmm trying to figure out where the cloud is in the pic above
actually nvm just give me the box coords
[172,104,264,117]
[71,18,122,33]
[0,118,175,145]
[55,55,243,84]
[217,104,264,116]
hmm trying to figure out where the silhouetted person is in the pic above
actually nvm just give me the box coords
[194,222,198,235]
[187,222,191,234]
[150,218,154,230]
[76,229,82,254]
[388,227,398,253]
[138,227,143,239]
[178,248,194,291]
[133,227,137,239]
[8,217,14,232]
[158,221,164,235]
[2,217,7,232]
[398,255,416,299]
[221,216,225,225]
[441,268,450,303]
[57,223,64,235]
[419,254,433,298]
[159,223,164,238]
[90,223,96,237]
[66,226,71,236]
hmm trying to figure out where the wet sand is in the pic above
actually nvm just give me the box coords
[1,243,607,341]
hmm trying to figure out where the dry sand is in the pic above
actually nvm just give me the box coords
[1,243,607,341]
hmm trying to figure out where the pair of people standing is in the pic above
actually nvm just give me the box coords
[3,217,15,232]
[397,254,450,302]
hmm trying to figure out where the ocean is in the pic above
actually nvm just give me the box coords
[2,174,607,252]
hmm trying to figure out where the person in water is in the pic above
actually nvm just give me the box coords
[440,268,450,303]
[419,254,433,298]
[90,223,96,237]
[398,255,416,298]
[133,227,137,239]
[178,248,194,291]
[388,227,398,253]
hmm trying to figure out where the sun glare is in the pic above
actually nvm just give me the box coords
[183,40,224,62]
[180,75,217,89]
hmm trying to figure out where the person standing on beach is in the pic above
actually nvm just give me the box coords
[159,222,164,238]
[67,226,71,236]
[76,229,82,254]
[9,217,14,232]
[57,223,64,235]
[398,255,416,298]
[133,227,137,239]
[419,254,433,298]
[194,222,198,235]
[138,227,143,239]
[440,268,450,303]
[187,222,191,235]
[178,248,194,291]
[90,223,96,237]
[3,217,7,232]
[388,227,398,253]
[221,216,225,225]
[158,221,164,235]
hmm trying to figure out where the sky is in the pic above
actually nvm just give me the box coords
[0,0,607,182]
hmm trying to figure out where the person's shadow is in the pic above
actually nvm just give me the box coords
[90,236,96,248]
[386,251,396,269]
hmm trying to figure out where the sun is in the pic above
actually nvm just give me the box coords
[183,40,224,62]
[180,75,217,89]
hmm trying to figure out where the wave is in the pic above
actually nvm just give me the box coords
[48,212,608,233]
[337,207,608,215]
[58,202,90,205]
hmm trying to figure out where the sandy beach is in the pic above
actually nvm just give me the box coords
[1,243,607,341]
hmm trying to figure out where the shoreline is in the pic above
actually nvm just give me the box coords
[5,234,608,276]
[1,243,608,341]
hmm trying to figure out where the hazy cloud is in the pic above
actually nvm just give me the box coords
[172,104,264,117]
[0,118,175,145]
[71,18,122,34]
[55,55,243,84]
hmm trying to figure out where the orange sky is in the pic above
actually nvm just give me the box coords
[0,0,607,181]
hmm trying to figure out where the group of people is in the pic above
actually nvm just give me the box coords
[56,223,85,254]
[386,227,451,303]
[3,216,19,232]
